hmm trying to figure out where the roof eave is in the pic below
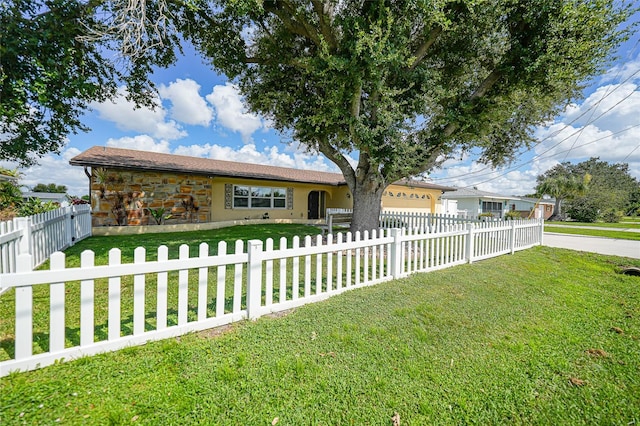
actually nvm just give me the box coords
[70,159,345,186]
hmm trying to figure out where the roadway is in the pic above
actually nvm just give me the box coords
[543,233,640,259]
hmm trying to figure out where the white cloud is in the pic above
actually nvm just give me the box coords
[563,83,639,131]
[174,142,338,172]
[532,80,640,179]
[600,56,640,84]
[158,79,214,126]
[106,135,172,153]
[433,76,640,195]
[205,83,264,143]
[1,146,89,197]
[91,87,187,140]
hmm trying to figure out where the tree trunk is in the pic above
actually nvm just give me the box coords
[350,175,385,234]
[549,198,563,221]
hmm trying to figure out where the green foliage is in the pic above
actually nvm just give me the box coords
[16,198,58,216]
[538,158,640,222]
[31,183,67,193]
[1,0,634,231]
[0,167,19,178]
[0,0,179,166]
[601,208,624,223]
[175,0,632,231]
[150,207,171,225]
[0,180,22,210]
[565,197,599,223]
[504,210,522,220]
[0,178,59,218]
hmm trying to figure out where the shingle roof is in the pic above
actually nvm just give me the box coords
[70,146,345,185]
[441,187,520,200]
[519,197,556,204]
[70,146,456,192]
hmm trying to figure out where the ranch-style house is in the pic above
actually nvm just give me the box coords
[70,146,455,228]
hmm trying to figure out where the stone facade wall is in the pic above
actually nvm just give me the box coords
[91,169,211,227]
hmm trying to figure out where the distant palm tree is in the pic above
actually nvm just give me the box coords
[536,174,591,221]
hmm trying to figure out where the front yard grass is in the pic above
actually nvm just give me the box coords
[546,220,640,229]
[544,226,640,241]
[2,246,639,425]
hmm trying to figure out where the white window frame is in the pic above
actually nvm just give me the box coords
[233,185,287,209]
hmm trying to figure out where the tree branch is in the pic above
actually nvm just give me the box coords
[442,69,502,138]
[310,0,337,50]
[263,1,322,46]
[409,26,443,70]
[317,137,356,189]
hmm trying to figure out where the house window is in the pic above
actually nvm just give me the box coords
[233,185,287,209]
[481,201,503,217]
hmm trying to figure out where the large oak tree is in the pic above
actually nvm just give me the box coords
[1,0,634,231]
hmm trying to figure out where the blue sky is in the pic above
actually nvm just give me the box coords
[4,14,640,197]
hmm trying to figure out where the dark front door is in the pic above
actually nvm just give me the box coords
[308,191,320,219]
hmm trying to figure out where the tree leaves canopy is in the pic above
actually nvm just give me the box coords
[1,0,634,230]
[0,0,180,166]
[31,183,68,193]
[536,157,640,221]
[176,0,632,189]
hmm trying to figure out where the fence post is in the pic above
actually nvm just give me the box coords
[389,228,402,279]
[465,223,475,264]
[14,217,33,267]
[539,218,544,246]
[510,220,516,254]
[65,206,74,247]
[247,239,264,320]
[14,254,33,360]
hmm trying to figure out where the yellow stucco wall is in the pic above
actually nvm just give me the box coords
[381,184,442,213]
[210,177,351,221]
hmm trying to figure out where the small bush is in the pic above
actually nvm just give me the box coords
[17,198,58,216]
[504,211,522,220]
[566,199,598,223]
[601,208,623,223]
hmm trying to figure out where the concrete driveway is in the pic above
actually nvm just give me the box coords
[543,233,640,259]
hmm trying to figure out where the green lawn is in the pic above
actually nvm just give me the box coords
[1,225,325,362]
[546,220,640,229]
[2,246,639,425]
[544,226,640,241]
[56,223,324,265]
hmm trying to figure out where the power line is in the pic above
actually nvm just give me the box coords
[460,123,640,188]
[428,67,640,184]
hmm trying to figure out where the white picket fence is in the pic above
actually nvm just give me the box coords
[0,218,543,376]
[0,204,92,276]
[326,209,487,231]
[379,210,483,231]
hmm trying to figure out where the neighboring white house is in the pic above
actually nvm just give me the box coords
[22,192,69,206]
[441,188,520,218]
[510,197,555,220]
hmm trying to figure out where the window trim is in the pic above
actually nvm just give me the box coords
[233,185,287,209]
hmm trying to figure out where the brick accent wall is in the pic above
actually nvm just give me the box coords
[91,169,211,227]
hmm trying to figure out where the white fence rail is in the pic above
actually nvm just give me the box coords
[0,204,92,275]
[326,209,487,231]
[0,218,543,376]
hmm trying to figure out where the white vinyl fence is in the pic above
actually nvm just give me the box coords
[0,204,92,275]
[0,218,543,376]
[326,209,488,232]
